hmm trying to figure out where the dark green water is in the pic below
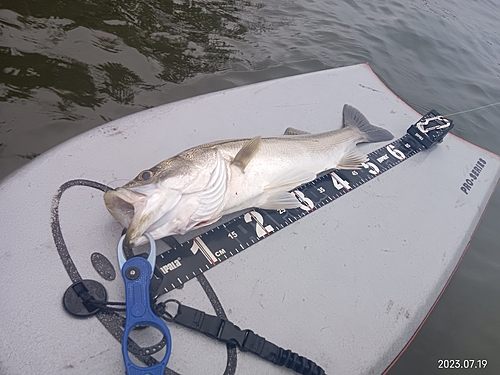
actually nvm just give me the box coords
[1,1,499,374]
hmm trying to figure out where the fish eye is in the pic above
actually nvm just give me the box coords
[139,170,153,181]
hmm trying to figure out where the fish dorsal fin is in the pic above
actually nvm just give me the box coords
[336,146,368,170]
[231,136,262,171]
[283,127,311,135]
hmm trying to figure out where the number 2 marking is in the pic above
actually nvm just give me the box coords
[244,211,274,238]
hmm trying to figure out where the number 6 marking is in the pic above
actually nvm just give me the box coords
[386,145,406,160]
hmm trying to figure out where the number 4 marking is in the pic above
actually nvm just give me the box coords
[330,172,351,190]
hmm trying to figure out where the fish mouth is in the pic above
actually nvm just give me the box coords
[104,186,183,247]
[103,187,149,247]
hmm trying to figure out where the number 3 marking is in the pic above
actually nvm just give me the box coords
[293,190,314,211]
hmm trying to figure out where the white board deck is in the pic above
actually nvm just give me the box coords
[0,64,499,375]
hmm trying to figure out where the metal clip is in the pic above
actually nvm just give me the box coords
[416,115,451,134]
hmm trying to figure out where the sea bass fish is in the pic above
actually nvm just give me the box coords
[104,105,393,247]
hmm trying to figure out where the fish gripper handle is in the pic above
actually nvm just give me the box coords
[121,256,172,375]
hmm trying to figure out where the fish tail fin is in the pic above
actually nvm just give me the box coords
[342,104,394,143]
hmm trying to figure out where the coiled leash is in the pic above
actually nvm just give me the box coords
[57,110,455,374]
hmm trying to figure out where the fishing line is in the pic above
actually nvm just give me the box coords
[442,100,500,117]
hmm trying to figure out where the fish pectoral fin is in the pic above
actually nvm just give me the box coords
[265,169,317,192]
[231,136,262,171]
[283,127,311,135]
[336,147,368,170]
[258,191,301,210]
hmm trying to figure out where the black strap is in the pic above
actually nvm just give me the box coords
[156,300,326,375]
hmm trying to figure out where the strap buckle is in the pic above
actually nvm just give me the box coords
[216,320,251,349]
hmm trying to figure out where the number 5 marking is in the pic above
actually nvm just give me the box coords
[362,162,380,175]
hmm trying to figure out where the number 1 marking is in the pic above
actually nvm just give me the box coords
[190,237,218,265]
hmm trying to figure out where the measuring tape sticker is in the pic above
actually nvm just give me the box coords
[150,110,453,297]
